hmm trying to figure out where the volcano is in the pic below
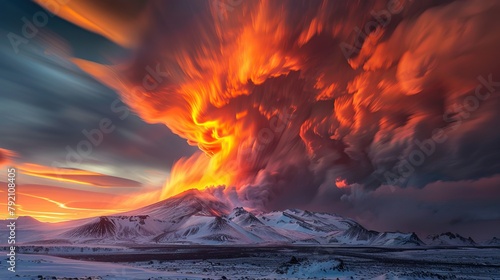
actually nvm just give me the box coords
[1,189,426,246]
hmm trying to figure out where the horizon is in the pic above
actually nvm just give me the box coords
[3,187,498,244]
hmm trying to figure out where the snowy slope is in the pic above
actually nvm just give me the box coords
[371,232,425,246]
[125,189,230,219]
[0,189,427,246]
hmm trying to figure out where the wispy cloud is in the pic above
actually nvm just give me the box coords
[19,163,142,188]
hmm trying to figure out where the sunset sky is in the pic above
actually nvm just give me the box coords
[0,1,198,222]
[1,0,500,241]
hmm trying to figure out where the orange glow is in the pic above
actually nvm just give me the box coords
[32,1,414,205]
[0,163,156,222]
[45,1,315,200]
[33,0,148,47]
[0,148,17,166]
[0,184,157,222]
[335,178,349,188]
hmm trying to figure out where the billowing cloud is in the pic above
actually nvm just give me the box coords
[33,0,500,212]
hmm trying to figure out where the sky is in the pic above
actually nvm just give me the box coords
[0,1,197,221]
[0,0,500,242]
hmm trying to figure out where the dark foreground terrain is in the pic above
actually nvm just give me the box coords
[2,245,499,279]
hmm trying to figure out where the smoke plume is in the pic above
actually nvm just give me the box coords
[36,0,500,210]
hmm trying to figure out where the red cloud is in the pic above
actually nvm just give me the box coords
[0,148,17,166]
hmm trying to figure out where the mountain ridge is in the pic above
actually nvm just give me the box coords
[0,189,497,247]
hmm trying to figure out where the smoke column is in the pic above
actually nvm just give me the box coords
[36,0,500,210]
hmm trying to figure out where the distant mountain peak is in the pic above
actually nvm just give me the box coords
[485,236,500,246]
[16,216,44,225]
[231,206,248,216]
[426,232,476,246]
[228,207,263,226]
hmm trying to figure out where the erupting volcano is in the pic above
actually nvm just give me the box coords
[31,0,500,213]
[2,0,500,278]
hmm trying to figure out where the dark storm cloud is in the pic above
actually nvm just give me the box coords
[321,176,500,242]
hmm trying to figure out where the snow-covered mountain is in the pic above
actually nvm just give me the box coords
[484,237,500,246]
[425,232,477,246]
[0,189,446,247]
